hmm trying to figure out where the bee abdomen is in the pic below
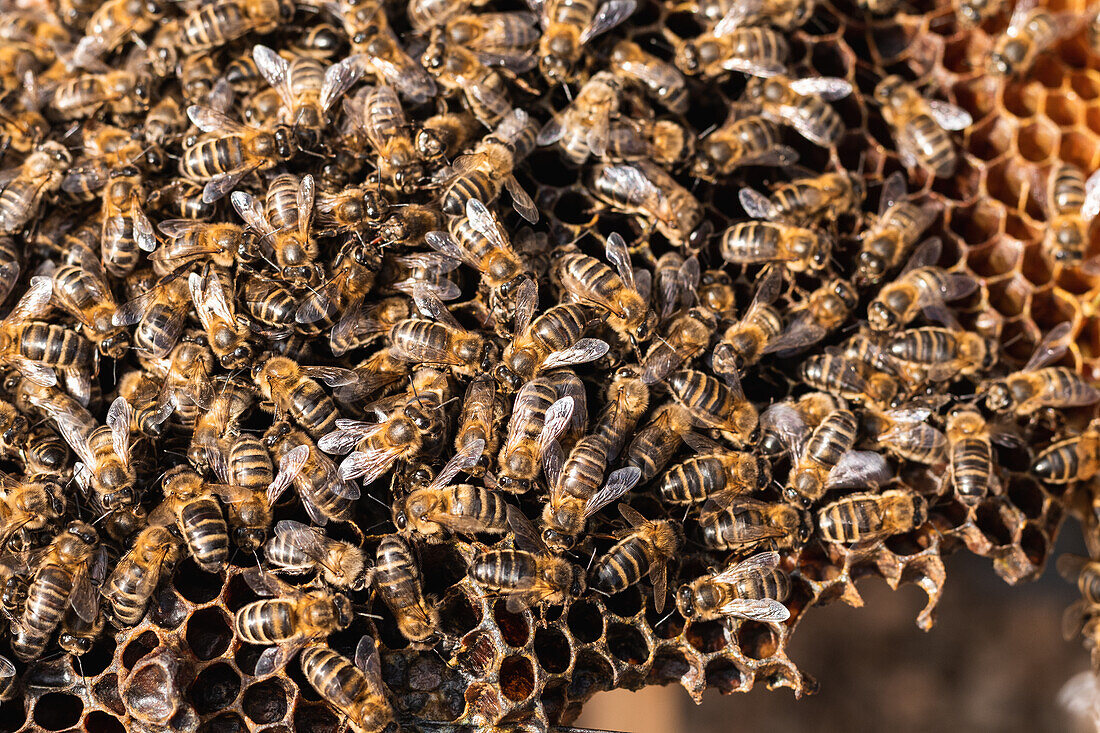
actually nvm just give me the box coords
[13,565,72,660]
[236,599,296,644]
[180,498,229,571]
[591,537,648,594]
[469,549,536,589]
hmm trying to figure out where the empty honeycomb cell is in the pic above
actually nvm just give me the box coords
[603,585,645,618]
[965,116,1015,160]
[966,238,1022,278]
[885,529,931,556]
[1059,130,1100,171]
[439,591,482,638]
[552,191,595,226]
[648,650,691,682]
[1019,523,1048,566]
[685,620,729,654]
[185,608,233,661]
[987,276,1032,317]
[32,691,82,731]
[84,711,126,733]
[645,605,685,639]
[811,42,852,81]
[950,200,1005,245]
[540,680,570,724]
[1008,479,1046,520]
[976,501,1016,547]
[233,644,263,677]
[242,679,289,725]
[1021,244,1054,287]
[932,155,981,201]
[190,663,241,715]
[150,587,190,630]
[1027,287,1079,329]
[985,159,1033,211]
[172,559,224,605]
[954,77,999,119]
[1047,92,1085,126]
[703,658,745,693]
[201,712,248,733]
[492,601,531,648]
[1001,81,1043,118]
[533,627,572,674]
[1033,55,1068,88]
[294,703,339,732]
[1077,317,1100,360]
[606,623,649,665]
[499,655,536,703]
[568,651,614,700]
[737,622,780,660]
[0,699,24,732]
[1017,120,1060,162]
[1071,70,1100,100]
[121,630,161,670]
[566,599,604,644]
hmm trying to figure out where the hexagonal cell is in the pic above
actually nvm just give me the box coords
[243,679,289,725]
[965,116,1015,161]
[987,276,1032,317]
[953,77,999,119]
[704,657,745,693]
[1032,55,1067,88]
[1070,70,1100,100]
[950,200,1005,245]
[1059,130,1100,171]
[201,712,249,733]
[294,703,339,732]
[439,590,482,638]
[492,600,531,648]
[737,621,780,660]
[173,558,224,605]
[975,501,1016,547]
[186,607,233,661]
[0,698,24,733]
[499,654,535,702]
[685,620,729,654]
[567,598,604,644]
[1028,287,1079,329]
[1045,92,1084,126]
[121,629,161,670]
[85,711,127,733]
[966,239,1023,278]
[533,626,572,674]
[32,692,83,731]
[606,622,649,664]
[190,662,242,715]
[604,585,644,618]
[568,651,614,699]
[1000,81,1043,119]
[1016,120,1059,162]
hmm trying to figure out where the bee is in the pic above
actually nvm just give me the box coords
[454,377,502,476]
[609,40,688,113]
[988,0,1077,77]
[886,327,996,384]
[408,0,481,30]
[315,185,390,236]
[103,525,182,627]
[537,71,625,164]
[11,521,103,662]
[342,84,422,192]
[336,1,437,104]
[97,167,157,278]
[388,286,496,379]
[625,402,691,483]
[658,435,771,506]
[867,237,977,330]
[667,369,758,445]
[439,109,538,223]
[552,234,657,342]
[470,509,586,612]
[50,248,130,359]
[693,114,798,181]
[589,161,704,247]
[818,489,928,544]
[498,296,607,388]
[417,110,480,161]
[252,44,363,149]
[145,336,218,427]
[863,406,947,464]
[236,569,354,675]
[0,474,62,551]
[720,220,831,273]
[741,74,853,146]
[755,277,858,357]
[0,142,71,235]
[53,396,140,517]
[442,11,539,61]
[150,465,230,573]
[264,520,369,590]
[777,407,891,505]
[18,426,69,477]
[603,118,692,166]
[59,605,106,657]
[147,179,216,221]
[651,252,699,322]
[945,408,1000,504]
[590,504,682,611]
[673,21,788,80]
[873,76,973,178]
[296,245,380,355]
[113,272,191,358]
[495,384,576,494]
[1033,164,1100,267]
[374,533,438,643]
[739,171,864,227]
[711,267,784,375]
[1057,554,1100,654]
[299,636,395,733]
[266,424,359,525]
[253,355,357,441]
[51,69,153,120]
[983,322,1100,416]
[378,204,447,249]
[426,198,529,301]
[179,0,295,54]
[700,497,809,552]
[185,267,253,370]
[534,0,637,84]
[590,366,649,461]
[151,219,248,277]
[182,105,296,203]
[231,173,320,283]
[1032,419,1100,485]
[800,353,898,406]
[675,551,790,623]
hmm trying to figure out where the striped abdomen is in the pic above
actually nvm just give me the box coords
[235,599,296,644]
[441,170,498,216]
[818,496,883,543]
[299,645,393,733]
[720,222,781,263]
[591,536,652,595]
[625,410,682,483]
[731,565,790,602]
[1052,163,1086,213]
[888,327,958,364]
[439,486,509,533]
[805,410,858,467]
[660,456,735,504]
[546,0,598,26]
[468,549,537,592]
[179,497,229,571]
[266,174,303,231]
[1032,367,1100,411]
[950,436,990,503]
[12,564,72,661]
[180,0,247,51]
[879,201,932,248]
[558,434,610,499]
[182,136,246,179]
[375,534,426,613]
[230,435,274,490]
[526,304,590,353]
[283,379,339,440]
[905,114,957,177]
[15,323,93,368]
[105,560,160,626]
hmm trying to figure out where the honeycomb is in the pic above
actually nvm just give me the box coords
[0,0,1100,728]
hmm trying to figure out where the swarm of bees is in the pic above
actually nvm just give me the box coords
[0,0,1099,727]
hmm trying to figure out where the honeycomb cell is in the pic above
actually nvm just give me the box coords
[1071,70,1100,100]
[1059,130,1100,170]
[492,601,530,648]
[121,630,161,669]
[1017,120,1059,162]
[606,623,649,665]
[294,703,339,733]
[201,712,248,733]
[967,238,1023,278]
[243,679,289,725]
[1046,92,1084,126]
[966,117,1015,161]
[567,599,604,644]
[1033,56,1068,88]
[976,501,1016,547]
[1020,523,1049,566]
[533,627,572,674]
[84,711,126,733]
[704,658,745,693]
[172,559,224,605]
[32,692,82,731]
[0,699,25,733]
[185,608,233,661]
[737,622,780,660]
[1001,82,1043,118]
[604,585,644,618]
[499,655,536,702]
[191,663,241,715]
[439,591,482,638]
[568,651,614,700]
[686,620,729,654]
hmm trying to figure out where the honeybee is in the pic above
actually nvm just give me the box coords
[1033,164,1100,267]
[378,203,447,248]
[496,385,576,494]
[818,489,927,544]
[51,248,130,359]
[652,252,699,321]
[58,605,106,657]
[144,335,218,424]
[343,85,422,192]
[0,142,71,235]
[151,220,248,277]
[741,74,852,146]
[296,245,380,355]
[863,406,947,464]
[720,220,830,273]
[739,171,864,227]
[590,504,681,612]
[673,22,788,80]
[866,237,977,330]
[625,402,690,483]
[1057,554,1100,653]
[253,355,357,441]
[231,173,320,283]
[675,551,790,623]
[711,266,784,375]
[266,424,358,525]
[470,509,586,612]
[0,474,62,551]
[53,396,139,517]
[609,40,688,112]
[18,425,69,477]
[498,296,607,388]
[453,377,502,475]
[443,11,539,61]
[98,167,156,278]
[693,114,798,181]
[264,520,369,590]
[387,285,495,379]
[800,353,898,406]
[179,0,295,54]
[1032,419,1100,485]
[315,185,390,235]
[982,322,1100,416]
[426,198,529,299]
[252,45,363,149]
[420,36,514,127]
[299,637,395,733]
[589,161,704,246]
[886,327,996,384]
[945,408,999,504]
[700,497,809,552]
[667,369,758,445]
[537,71,624,164]
[181,105,296,203]
[149,465,230,573]
[988,0,1078,77]
[776,407,891,505]
[439,108,538,223]
[640,308,715,385]
[873,76,972,178]
[416,110,480,161]
[659,435,770,506]
[102,525,181,627]
[51,69,153,120]
[551,234,657,342]
[187,268,253,370]
[147,179,216,221]
[756,278,858,357]
[236,569,354,675]
[534,0,637,84]
[11,521,103,662]
[338,2,437,104]
[374,533,439,643]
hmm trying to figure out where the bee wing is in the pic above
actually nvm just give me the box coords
[825,450,891,489]
[876,170,908,218]
[252,44,294,111]
[721,57,786,78]
[583,466,641,518]
[507,504,547,554]
[605,232,637,292]
[412,283,464,331]
[1006,0,1037,35]
[267,444,309,505]
[0,656,14,678]
[61,166,109,195]
[512,278,539,336]
[542,339,610,370]
[230,191,275,237]
[711,550,781,583]
[273,519,333,566]
[538,396,575,455]
[714,0,764,34]
[339,445,401,484]
[641,344,684,385]
[537,115,566,146]
[681,431,724,455]
[300,366,359,387]
[354,634,384,680]
[50,411,96,467]
[255,637,309,677]
[6,356,56,388]
[898,236,943,275]
[466,199,511,253]
[788,76,852,101]
[204,166,260,204]
[69,569,100,624]
[927,99,973,131]
[542,438,565,496]
[760,312,826,355]
[320,55,364,113]
[1084,169,1100,221]
[425,231,474,270]
[1023,321,1073,372]
[429,439,486,491]
[297,175,314,240]
[106,396,133,466]
[580,0,636,43]
[505,177,539,224]
[738,187,776,220]
[759,403,808,458]
[132,200,156,253]
[319,421,384,454]
[186,105,247,134]
[368,53,437,106]
[3,275,51,328]
[719,598,790,622]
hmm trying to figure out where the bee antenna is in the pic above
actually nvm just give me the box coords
[585,546,598,571]
[654,609,676,628]
[562,83,574,103]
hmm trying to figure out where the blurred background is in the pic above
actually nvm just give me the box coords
[576,530,1093,733]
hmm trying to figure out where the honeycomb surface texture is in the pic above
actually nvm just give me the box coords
[0,0,1100,729]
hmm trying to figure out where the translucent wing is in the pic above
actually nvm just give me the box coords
[0,656,14,678]
[825,450,892,489]
[297,175,314,240]
[721,57,786,77]
[513,278,539,335]
[253,44,294,111]
[788,77,852,101]
[231,191,275,237]
[899,236,942,274]
[203,166,259,204]
[542,339,610,370]
[738,187,776,220]
[266,444,309,505]
[507,504,547,554]
[504,176,539,223]
[4,275,52,326]
[273,520,332,564]
[542,438,565,494]
[320,55,364,113]
[537,115,565,146]
[1084,169,1100,221]
[255,638,309,677]
[719,598,791,622]
[338,445,402,484]
[605,232,636,291]
[714,0,764,35]
[106,396,132,466]
[466,199,510,254]
[1023,321,1072,372]
[428,439,485,491]
[355,634,383,679]
[318,421,384,454]
[412,283,464,330]
[711,550,780,583]
[301,366,359,387]
[760,312,826,355]
[583,466,641,518]
[927,99,973,131]
[580,0,636,43]
[618,503,647,528]
[538,396,574,455]
[877,171,908,218]
[187,105,247,134]
[651,559,668,614]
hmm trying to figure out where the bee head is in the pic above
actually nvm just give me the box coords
[273,125,296,158]
[675,585,695,617]
[234,526,266,553]
[983,381,1012,412]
